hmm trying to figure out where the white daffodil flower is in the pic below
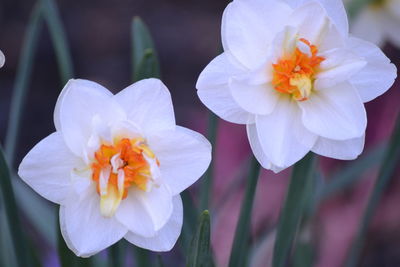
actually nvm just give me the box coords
[18,78,211,257]
[0,50,5,68]
[197,0,396,172]
[349,0,400,47]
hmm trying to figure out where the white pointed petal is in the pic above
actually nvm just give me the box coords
[18,132,83,205]
[124,195,183,252]
[299,82,367,140]
[316,48,366,89]
[115,190,157,238]
[132,183,173,231]
[113,78,175,135]
[255,98,317,167]
[0,50,5,68]
[196,52,254,124]
[246,123,286,173]
[59,189,127,257]
[147,126,211,195]
[230,78,279,115]
[286,0,348,38]
[55,79,125,157]
[312,135,365,160]
[351,8,385,47]
[222,0,292,68]
[287,1,330,44]
[346,37,397,102]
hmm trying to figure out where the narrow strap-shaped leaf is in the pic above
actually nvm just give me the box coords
[0,147,30,267]
[133,247,151,267]
[317,143,386,202]
[187,210,211,267]
[155,255,164,267]
[110,242,123,267]
[131,17,160,81]
[199,113,218,211]
[228,157,261,267]
[345,114,400,267]
[41,0,74,84]
[4,3,43,165]
[272,153,315,267]
[180,190,198,253]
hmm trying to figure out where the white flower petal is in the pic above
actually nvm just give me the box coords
[148,126,211,195]
[299,82,367,140]
[312,135,365,160]
[246,123,286,173]
[230,78,279,115]
[316,48,366,89]
[132,183,173,231]
[222,0,292,68]
[124,195,183,252]
[196,52,254,124]
[255,98,317,167]
[60,188,127,257]
[347,37,397,103]
[114,78,175,134]
[351,8,385,47]
[287,1,330,44]
[0,50,5,68]
[115,190,158,238]
[55,79,125,157]
[18,132,83,205]
[286,0,348,38]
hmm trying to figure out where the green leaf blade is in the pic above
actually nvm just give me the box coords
[131,17,161,81]
[228,157,261,267]
[272,153,315,267]
[187,210,212,267]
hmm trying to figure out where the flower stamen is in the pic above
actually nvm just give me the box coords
[91,137,159,217]
[272,38,325,101]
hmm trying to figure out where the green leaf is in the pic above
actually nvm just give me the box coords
[41,0,74,84]
[4,2,43,166]
[110,242,124,267]
[180,190,198,254]
[317,143,386,202]
[228,157,262,267]
[345,114,400,267]
[0,147,30,267]
[199,113,218,212]
[187,210,212,267]
[272,153,315,267]
[131,17,160,81]
[134,247,151,267]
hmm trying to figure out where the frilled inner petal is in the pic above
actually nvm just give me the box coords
[91,137,160,217]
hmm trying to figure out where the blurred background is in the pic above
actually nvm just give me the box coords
[0,0,399,266]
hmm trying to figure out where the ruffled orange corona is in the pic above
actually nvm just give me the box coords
[272,38,325,101]
[91,137,159,217]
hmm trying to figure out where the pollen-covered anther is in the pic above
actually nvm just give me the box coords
[91,137,159,217]
[272,38,325,101]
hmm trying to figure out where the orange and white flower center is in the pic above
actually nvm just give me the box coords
[272,38,325,101]
[91,137,159,217]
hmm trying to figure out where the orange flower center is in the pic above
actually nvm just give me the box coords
[91,137,159,217]
[272,38,325,101]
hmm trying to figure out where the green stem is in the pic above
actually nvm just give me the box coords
[228,156,261,267]
[272,153,315,267]
[4,3,43,166]
[0,147,30,267]
[199,113,218,212]
[345,114,400,267]
[41,0,74,84]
